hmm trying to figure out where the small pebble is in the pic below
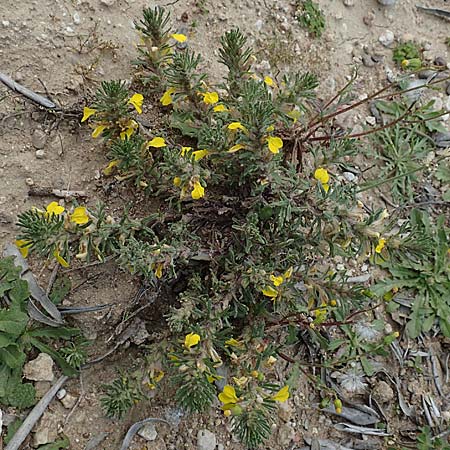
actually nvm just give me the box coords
[25,177,34,186]
[61,393,77,409]
[2,20,10,27]
[73,12,81,24]
[434,56,446,67]
[138,423,158,441]
[35,150,45,159]
[31,129,47,149]
[343,0,355,6]
[379,30,394,47]
[343,172,357,182]
[56,389,67,400]
[378,0,396,5]
[365,116,376,126]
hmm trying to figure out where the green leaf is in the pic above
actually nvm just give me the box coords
[37,435,70,450]
[9,279,30,303]
[6,381,36,408]
[360,356,375,376]
[0,344,26,369]
[442,190,450,202]
[4,418,23,445]
[26,327,80,340]
[0,363,11,397]
[435,162,450,183]
[49,277,71,306]
[28,338,77,376]
[0,308,29,336]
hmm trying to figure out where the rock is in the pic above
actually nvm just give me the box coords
[278,401,294,422]
[362,55,375,67]
[100,0,115,5]
[379,30,394,47]
[372,381,394,403]
[34,381,51,398]
[25,177,34,186]
[197,429,217,450]
[73,12,81,24]
[31,129,47,149]
[343,0,355,6]
[365,116,376,126]
[278,423,295,447]
[2,20,10,27]
[363,13,375,26]
[35,149,45,159]
[57,389,67,400]
[343,172,357,182]
[138,423,158,441]
[377,0,396,5]
[61,393,78,409]
[255,19,263,31]
[23,353,54,381]
[33,412,58,446]
[422,50,433,62]
[434,56,446,67]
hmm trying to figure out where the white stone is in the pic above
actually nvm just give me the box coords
[56,388,67,400]
[365,116,376,126]
[379,30,394,47]
[343,172,357,182]
[255,19,263,31]
[61,393,77,409]
[138,423,158,441]
[378,0,396,5]
[2,20,10,27]
[23,353,54,381]
[343,0,355,6]
[197,429,217,450]
[100,0,116,5]
[73,12,81,24]
[35,150,45,159]
[25,177,34,186]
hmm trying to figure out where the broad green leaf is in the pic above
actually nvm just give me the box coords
[435,162,450,183]
[4,419,23,445]
[0,308,29,336]
[9,279,30,304]
[26,327,80,340]
[0,363,11,397]
[360,356,374,376]
[0,344,26,369]
[6,381,36,408]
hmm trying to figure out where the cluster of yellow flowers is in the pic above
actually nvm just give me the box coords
[16,202,90,267]
[81,93,144,140]
[261,267,293,301]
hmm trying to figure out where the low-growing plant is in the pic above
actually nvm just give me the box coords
[15,6,450,448]
[296,0,325,38]
[393,41,422,70]
[0,256,80,409]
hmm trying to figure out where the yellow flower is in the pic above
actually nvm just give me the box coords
[225,338,244,348]
[375,238,386,254]
[264,75,275,86]
[322,183,330,193]
[284,267,293,279]
[213,104,228,112]
[181,146,192,156]
[218,385,239,405]
[227,122,246,131]
[154,262,163,279]
[81,107,96,122]
[201,91,219,105]
[192,150,209,161]
[15,239,31,258]
[223,409,232,417]
[262,286,278,298]
[153,370,165,382]
[191,181,205,200]
[270,274,284,287]
[267,136,283,154]
[266,125,275,133]
[119,120,138,140]
[334,398,342,414]
[184,332,201,348]
[171,33,187,42]
[272,385,289,402]
[46,202,65,216]
[264,356,277,367]
[70,207,89,225]
[330,299,337,306]
[53,249,69,268]
[173,176,182,187]
[128,93,144,114]
[148,137,166,148]
[314,167,330,184]
[103,160,120,176]
[92,124,107,138]
[160,88,175,106]
[228,144,245,153]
